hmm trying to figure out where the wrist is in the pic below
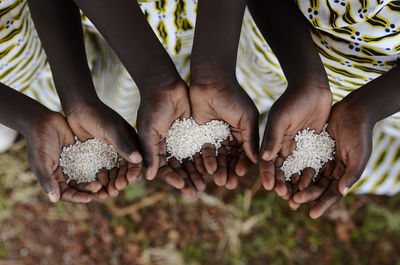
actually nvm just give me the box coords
[285,62,329,88]
[139,77,188,99]
[62,94,102,117]
[24,108,61,138]
[286,76,331,97]
[335,97,376,129]
[190,62,237,86]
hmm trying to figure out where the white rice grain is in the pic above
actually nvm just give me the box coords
[59,137,119,184]
[280,125,335,181]
[166,117,232,162]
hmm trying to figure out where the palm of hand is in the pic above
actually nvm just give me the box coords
[137,80,206,199]
[189,82,259,188]
[27,112,100,203]
[66,101,143,199]
[260,80,332,196]
[291,102,373,218]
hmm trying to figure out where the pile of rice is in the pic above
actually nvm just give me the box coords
[166,117,232,162]
[280,126,335,181]
[59,137,120,184]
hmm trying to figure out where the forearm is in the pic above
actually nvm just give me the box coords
[28,0,99,113]
[341,65,400,124]
[190,0,247,84]
[0,83,51,136]
[73,0,180,93]
[247,0,327,85]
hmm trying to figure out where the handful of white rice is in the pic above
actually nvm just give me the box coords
[59,137,120,184]
[166,117,232,162]
[280,126,335,181]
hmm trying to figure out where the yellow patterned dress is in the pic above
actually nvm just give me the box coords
[1,0,399,194]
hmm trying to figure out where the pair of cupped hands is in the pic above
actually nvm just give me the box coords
[26,78,258,205]
[27,76,373,219]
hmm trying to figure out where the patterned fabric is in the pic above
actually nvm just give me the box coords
[1,0,399,194]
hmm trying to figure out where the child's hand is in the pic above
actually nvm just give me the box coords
[66,100,143,198]
[290,101,374,218]
[27,111,101,203]
[260,79,332,199]
[137,80,204,200]
[189,81,259,189]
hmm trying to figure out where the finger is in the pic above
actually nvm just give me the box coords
[180,176,198,201]
[107,167,119,197]
[182,160,205,192]
[338,163,366,197]
[240,111,259,164]
[298,168,315,191]
[59,182,92,203]
[261,114,286,161]
[214,146,229,186]
[109,123,143,165]
[138,128,160,180]
[95,189,109,199]
[291,173,300,185]
[72,181,102,193]
[115,162,129,191]
[274,168,288,198]
[157,165,185,189]
[126,162,143,182]
[226,169,239,190]
[201,143,218,175]
[289,199,301,210]
[309,180,342,219]
[260,160,275,190]
[193,152,206,175]
[97,168,109,187]
[293,176,331,204]
[235,151,252,177]
[34,165,61,203]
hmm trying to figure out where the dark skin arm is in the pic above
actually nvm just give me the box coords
[292,64,400,218]
[190,0,259,189]
[28,0,143,200]
[0,83,95,203]
[248,0,332,201]
[70,0,201,199]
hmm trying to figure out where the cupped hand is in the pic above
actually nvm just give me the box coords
[189,80,259,189]
[66,99,143,199]
[26,111,103,203]
[260,79,332,200]
[137,79,205,200]
[290,101,374,218]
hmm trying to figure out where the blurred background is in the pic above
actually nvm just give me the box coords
[0,137,400,265]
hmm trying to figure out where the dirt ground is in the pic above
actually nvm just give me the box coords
[0,139,400,265]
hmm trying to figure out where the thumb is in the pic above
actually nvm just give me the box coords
[338,163,366,196]
[138,128,160,180]
[261,115,285,161]
[109,124,143,165]
[27,147,60,203]
[241,113,259,164]
[36,168,61,203]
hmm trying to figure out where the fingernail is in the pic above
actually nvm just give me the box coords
[261,151,271,161]
[342,187,349,196]
[48,191,58,203]
[129,152,143,164]
[145,168,155,180]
